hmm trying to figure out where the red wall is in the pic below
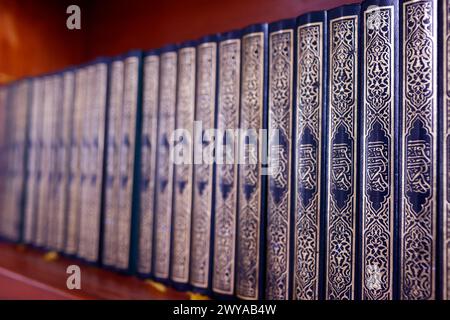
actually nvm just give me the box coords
[0,0,357,83]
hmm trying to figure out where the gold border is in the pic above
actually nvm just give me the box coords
[326,14,358,300]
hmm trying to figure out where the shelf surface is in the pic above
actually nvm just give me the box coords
[0,242,189,300]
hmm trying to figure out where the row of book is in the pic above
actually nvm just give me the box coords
[0,0,449,300]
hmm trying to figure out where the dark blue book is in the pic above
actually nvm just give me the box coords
[23,78,45,244]
[399,0,438,300]
[190,34,219,295]
[102,56,125,268]
[325,4,360,300]
[293,10,328,300]
[153,45,178,283]
[170,40,197,289]
[212,30,241,298]
[78,60,109,263]
[47,73,64,251]
[136,49,160,277]
[236,23,268,300]
[65,67,88,256]
[265,18,296,300]
[359,0,399,300]
[115,51,143,273]
[441,0,450,301]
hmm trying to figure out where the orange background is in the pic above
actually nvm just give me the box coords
[0,0,356,83]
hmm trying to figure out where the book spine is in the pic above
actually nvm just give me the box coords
[236,24,268,300]
[170,43,196,286]
[78,65,95,259]
[266,19,295,300]
[65,69,87,255]
[55,71,75,251]
[399,0,438,300]
[325,4,360,300]
[154,48,178,281]
[190,38,218,293]
[442,0,450,301]
[84,62,108,263]
[212,32,241,297]
[137,52,160,276]
[293,11,328,300]
[116,53,142,272]
[35,76,55,247]
[359,0,399,300]
[47,75,64,250]
[102,59,124,267]
[23,79,41,243]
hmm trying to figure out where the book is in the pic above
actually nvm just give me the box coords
[24,78,44,245]
[359,0,399,300]
[102,57,125,268]
[116,51,143,272]
[35,75,55,247]
[54,70,75,251]
[236,23,268,300]
[325,4,360,300]
[400,0,437,300]
[65,68,88,255]
[170,41,197,288]
[293,10,327,300]
[78,61,109,263]
[266,18,295,300]
[442,0,450,301]
[137,50,160,276]
[153,45,178,282]
[190,35,219,294]
[212,30,241,297]
[47,74,64,250]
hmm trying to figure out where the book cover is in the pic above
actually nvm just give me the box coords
[65,68,88,256]
[442,0,450,301]
[153,45,178,282]
[102,57,125,268]
[359,0,399,300]
[236,23,268,300]
[137,50,160,277]
[293,10,328,300]
[116,51,143,273]
[47,74,64,250]
[23,78,44,244]
[266,18,295,300]
[170,41,197,288]
[190,34,219,294]
[79,61,109,263]
[400,0,437,300]
[325,4,360,300]
[212,30,241,298]
[35,75,55,247]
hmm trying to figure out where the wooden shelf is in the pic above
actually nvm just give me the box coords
[0,242,190,300]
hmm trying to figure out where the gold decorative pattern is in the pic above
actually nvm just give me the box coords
[401,0,437,300]
[138,55,160,275]
[326,15,358,300]
[213,38,241,295]
[102,60,124,266]
[237,32,264,300]
[444,0,450,300]
[294,22,323,300]
[190,42,217,289]
[171,46,196,283]
[154,51,177,279]
[266,29,293,300]
[361,6,395,300]
[116,56,139,270]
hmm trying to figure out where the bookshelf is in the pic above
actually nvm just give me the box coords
[0,242,189,299]
[0,0,357,300]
